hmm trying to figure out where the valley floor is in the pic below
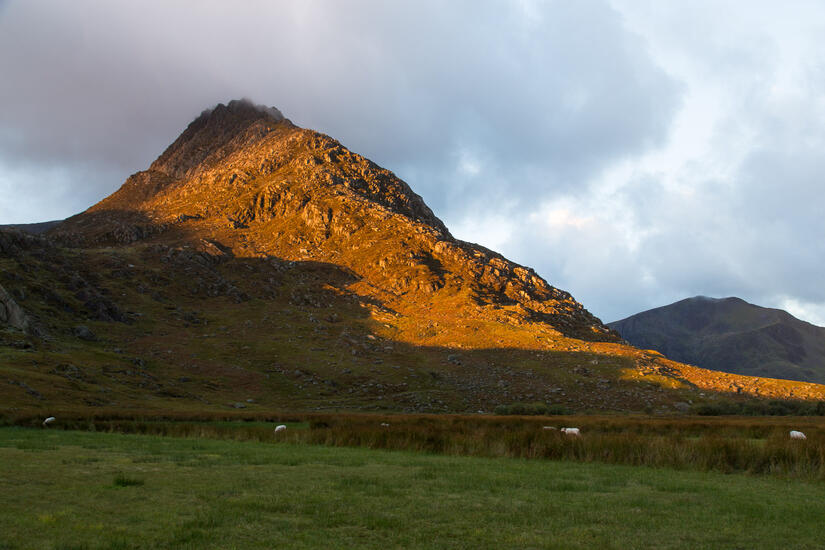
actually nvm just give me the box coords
[1,427,823,549]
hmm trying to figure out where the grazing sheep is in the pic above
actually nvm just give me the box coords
[42,416,55,427]
[542,426,557,430]
[380,422,390,427]
[560,427,581,436]
[274,424,287,433]
[790,430,807,440]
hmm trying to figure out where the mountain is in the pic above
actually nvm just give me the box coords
[3,100,825,416]
[0,220,63,234]
[609,296,825,384]
[53,98,616,343]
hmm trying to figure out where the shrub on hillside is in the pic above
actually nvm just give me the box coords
[694,399,825,416]
[493,402,567,416]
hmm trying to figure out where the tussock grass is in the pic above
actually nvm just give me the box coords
[8,412,825,479]
[113,473,144,487]
[300,415,825,478]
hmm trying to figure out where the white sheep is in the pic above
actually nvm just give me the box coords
[42,416,56,427]
[790,430,806,440]
[560,427,581,436]
[274,424,287,433]
[380,422,390,427]
[542,426,557,430]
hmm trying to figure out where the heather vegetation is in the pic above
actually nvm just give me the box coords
[3,427,825,550]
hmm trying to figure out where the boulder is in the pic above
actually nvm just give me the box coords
[0,284,29,332]
[673,401,691,413]
[73,325,97,341]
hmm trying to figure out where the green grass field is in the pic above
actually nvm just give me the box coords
[2,427,824,549]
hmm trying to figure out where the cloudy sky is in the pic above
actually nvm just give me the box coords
[2,0,824,325]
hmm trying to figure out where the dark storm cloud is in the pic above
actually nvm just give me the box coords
[0,0,678,223]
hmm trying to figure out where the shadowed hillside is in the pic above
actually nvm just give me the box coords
[0,220,63,234]
[609,296,825,384]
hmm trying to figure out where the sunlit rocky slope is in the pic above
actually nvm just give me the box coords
[2,100,824,416]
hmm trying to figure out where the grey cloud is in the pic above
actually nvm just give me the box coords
[3,1,821,328]
[493,133,825,325]
[733,148,825,302]
[0,0,679,224]
[496,1,825,325]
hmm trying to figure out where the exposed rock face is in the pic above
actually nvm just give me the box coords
[0,227,129,335]
[0,230,40,334]
[151,99,285,180]
[53,99,618,343]
[0,283,29,332]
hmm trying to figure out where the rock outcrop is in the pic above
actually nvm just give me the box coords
[53,99,618,343]
[0,283,29,332]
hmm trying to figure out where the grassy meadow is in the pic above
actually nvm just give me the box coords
[2,426,825,550]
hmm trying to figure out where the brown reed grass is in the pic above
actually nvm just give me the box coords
[7,411,825,479]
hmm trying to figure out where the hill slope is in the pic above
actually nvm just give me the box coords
[609,296,825,384]
[3,100,825,416]
[0,220,63,234]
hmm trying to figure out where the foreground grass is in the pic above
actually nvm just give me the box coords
[2,428,825,549]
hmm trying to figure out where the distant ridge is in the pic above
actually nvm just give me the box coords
[0,220,63,234]
[609,296,825,383]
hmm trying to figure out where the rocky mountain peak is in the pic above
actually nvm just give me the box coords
[52,100,619,343]
[150,99,289,180]
[59,98,450,238]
